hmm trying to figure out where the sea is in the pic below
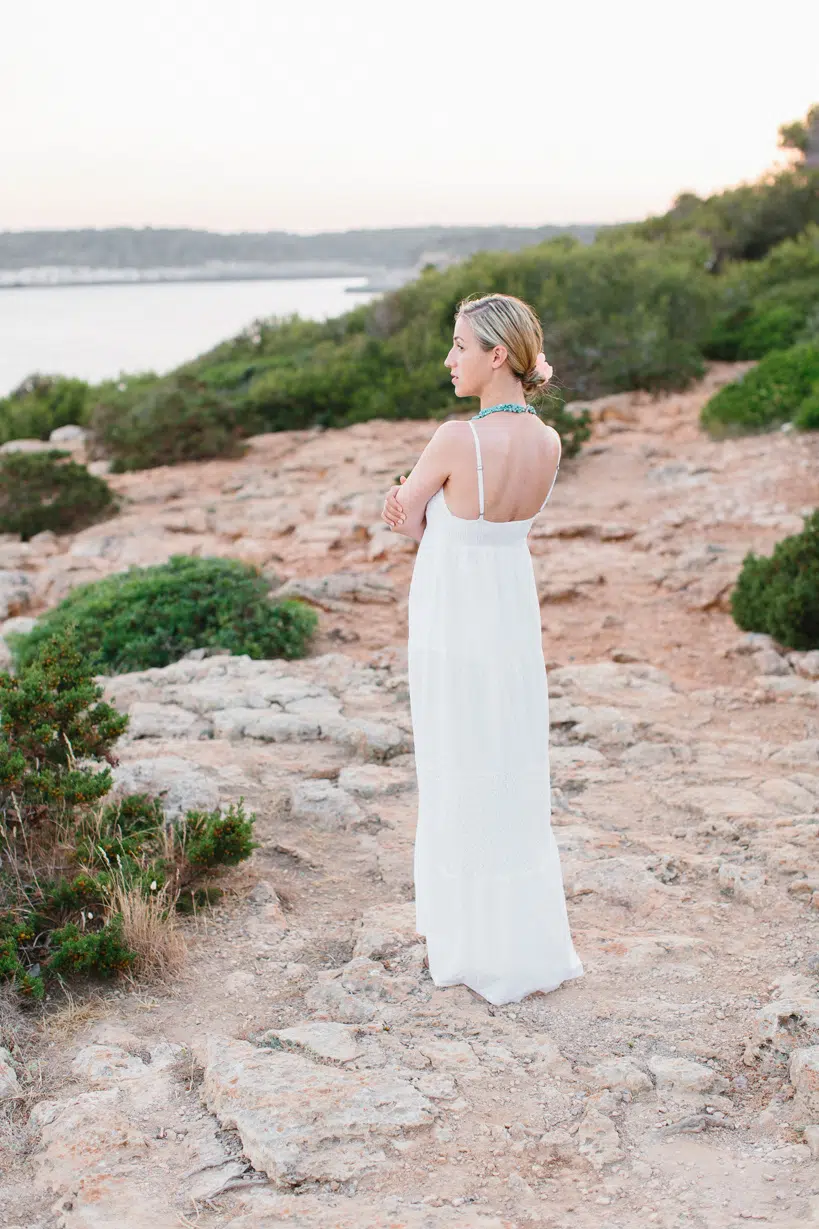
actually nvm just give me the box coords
[0,276,381,399]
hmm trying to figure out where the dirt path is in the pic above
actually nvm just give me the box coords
[1,363,818,1228]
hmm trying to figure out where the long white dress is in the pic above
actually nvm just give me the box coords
[407,420,584,1006]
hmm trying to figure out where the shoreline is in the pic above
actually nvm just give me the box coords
[0,264,415,293]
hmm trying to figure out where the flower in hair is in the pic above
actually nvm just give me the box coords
[534,353,553,384]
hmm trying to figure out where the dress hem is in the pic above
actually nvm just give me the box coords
[427,961,585,1007]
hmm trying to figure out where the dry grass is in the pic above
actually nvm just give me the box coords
[0,985,70,1165]
[39,985,109,1042]
[103,872,187,983]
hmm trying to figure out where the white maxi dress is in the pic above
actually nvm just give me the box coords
[408,420,584,1006]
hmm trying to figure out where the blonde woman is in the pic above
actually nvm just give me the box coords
[381,293,584,1007]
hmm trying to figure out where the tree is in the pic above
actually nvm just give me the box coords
[778,104,819,164]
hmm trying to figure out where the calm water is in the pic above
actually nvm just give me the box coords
[0,277,380,398]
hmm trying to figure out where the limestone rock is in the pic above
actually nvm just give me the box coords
[276,571,396,610]
[109,756,221,818]
[417,1038,482,1079]
[288,779,364,831]
[352,901,419,960]
[338,956,416,1003]
[647,1055,727,1094]
[754,987,819,1056]
[754,647,794,676]
[718,862,766,903]
[792,650,819,681]
[338,763,414,798]
[0,570,32,620]
[50,424,87,443]
[0,438,55,453]
[575,1106,624,1168]
[304,977,379,1023]
[585,1057,653,1095]
[201,1035,435,1186]
[123,700,212,740]
[0,1046,21,1100]
[222,1193,509,1228]
[30,1088,151,1204]
[789,1046,819,1117]
[758,777,817,813]
[1,614,38,640]
[261,1022,366,1064]
[770,740,819,767]
[804,1123,819,1160]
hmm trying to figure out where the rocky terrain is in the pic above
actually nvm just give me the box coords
[1,362,818,1228]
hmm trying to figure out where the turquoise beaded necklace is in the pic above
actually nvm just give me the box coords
[471,401,538,420]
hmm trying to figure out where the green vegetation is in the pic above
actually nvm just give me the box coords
[731,510,819,651]
[704,227,819,361]
[88,373,255,471]
[0,628,257,1000]
[0,450,117,540]
[2,106,817,465]
[0,375,90,445]
[9,554,318,674]
[700,343,819,435]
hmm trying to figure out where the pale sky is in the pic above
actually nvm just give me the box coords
[2,0,816,233]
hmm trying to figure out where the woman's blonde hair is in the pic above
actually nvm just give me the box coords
[456,293,546,399]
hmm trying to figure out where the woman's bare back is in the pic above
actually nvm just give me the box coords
[441,416,561,523]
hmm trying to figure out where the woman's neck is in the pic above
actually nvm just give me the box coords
[478,378,526,411]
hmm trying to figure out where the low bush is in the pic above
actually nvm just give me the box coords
[0,628,257,1000]
[730,509,819,650]
[181,234,715,440]
[9,554,318,674]
[794,390,819,429]
[0,450,117,540]
[0,375,90,445]
[699,343,819,436]
[704,227,819,361]
[627,161,819,267]
[88,373,257,472]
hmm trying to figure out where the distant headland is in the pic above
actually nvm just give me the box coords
[0,223,602,291]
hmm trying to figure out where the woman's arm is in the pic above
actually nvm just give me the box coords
[383,422,461,542]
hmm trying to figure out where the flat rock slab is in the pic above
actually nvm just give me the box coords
[224,1193,514,1228]
[261,1021,367,1063]
[201,1036,436,1186]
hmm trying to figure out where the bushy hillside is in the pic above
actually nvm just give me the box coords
[8,106,819,472]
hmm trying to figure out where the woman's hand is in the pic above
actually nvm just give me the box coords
[381,475,407,529]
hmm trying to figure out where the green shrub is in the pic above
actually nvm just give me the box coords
[180,802,257,870]
[730,509,819,650]
[10,554,318,674]
[0,627,257,999]
[700,343,819,435]
[178,234,713,441]
[0,627,132,996]
[627,164,819,267]
[794,390,819,429]
[0,450,117,540]
[45,917,135,979]
[0,628,128,826]
[89,373,256,472]
[0,375,90,445]
[704,227,819,360]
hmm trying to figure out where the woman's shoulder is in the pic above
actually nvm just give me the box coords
[540,420,562,456]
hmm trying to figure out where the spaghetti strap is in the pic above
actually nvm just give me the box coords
[468,421,485,519]
[540,461,560,511]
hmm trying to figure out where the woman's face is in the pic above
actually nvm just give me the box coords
[445,315,501,398]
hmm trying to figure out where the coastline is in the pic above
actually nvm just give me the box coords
[0,262,418,293]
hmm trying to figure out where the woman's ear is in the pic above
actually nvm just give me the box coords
[491,344,508,369]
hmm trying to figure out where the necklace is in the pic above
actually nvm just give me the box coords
[471,402,538,420]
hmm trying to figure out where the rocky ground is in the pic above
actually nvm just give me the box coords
[1,362,818,1228]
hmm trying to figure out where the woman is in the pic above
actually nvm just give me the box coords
[381,292,584,1007]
